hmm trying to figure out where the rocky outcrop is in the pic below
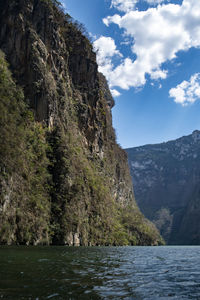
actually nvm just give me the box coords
[126,130,200,245]
[0,0,163,246]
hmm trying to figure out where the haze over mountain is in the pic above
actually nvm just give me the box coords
[126,130,200,245]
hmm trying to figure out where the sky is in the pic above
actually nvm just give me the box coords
[60,0,200,148]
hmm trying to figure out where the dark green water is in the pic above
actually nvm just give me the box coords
[0,246,200,299]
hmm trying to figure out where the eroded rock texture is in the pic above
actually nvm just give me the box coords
[0,0,163,246]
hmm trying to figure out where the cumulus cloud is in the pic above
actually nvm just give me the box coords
[110,0,166,13]
[146,0,167,4]
[99,0,200,90]
[150,69,168,80]
[110,0,137,13]
[93,36,122,66]
[110,89,121,97]
[169,73,200,106]
[93,36,123,95]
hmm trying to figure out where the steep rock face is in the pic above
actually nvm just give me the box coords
[0,50,51,245]
[0,0,162,245]
[126,130,200,245]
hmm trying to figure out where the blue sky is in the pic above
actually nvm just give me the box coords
[61,0,200,148]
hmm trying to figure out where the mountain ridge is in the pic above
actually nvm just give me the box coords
[126,130,200,244]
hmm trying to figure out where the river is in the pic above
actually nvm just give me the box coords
[0,246,200,299]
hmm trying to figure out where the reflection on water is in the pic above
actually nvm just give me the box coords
[0,246,200,299]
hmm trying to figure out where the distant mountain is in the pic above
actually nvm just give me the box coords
[126,130,200,245]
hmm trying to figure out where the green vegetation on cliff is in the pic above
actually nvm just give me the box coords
[0,51,50,244]
[0,0,164,246]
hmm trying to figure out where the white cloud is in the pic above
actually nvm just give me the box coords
[93,36,122,66]
[169,73,200,106]
[110,0,166,13]
[110,89,121,97]
[93,36,122,96]
[100,0,200,90]
[150,69,168,80]
[110,0,137,13]
[146,0,166,4]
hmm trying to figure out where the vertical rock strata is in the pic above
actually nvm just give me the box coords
[0,0,163,245]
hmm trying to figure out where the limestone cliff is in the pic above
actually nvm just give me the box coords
[0,0,163,245]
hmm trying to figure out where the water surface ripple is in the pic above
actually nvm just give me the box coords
[0,246,200,299]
